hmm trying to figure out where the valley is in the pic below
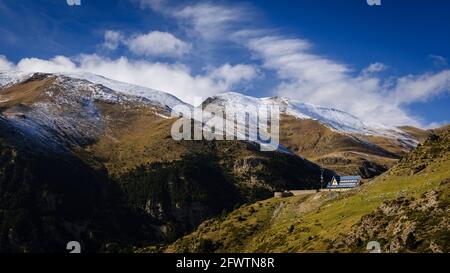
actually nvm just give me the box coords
[0,72,332,251]
[160,127,449,253]
[0,71,447,253]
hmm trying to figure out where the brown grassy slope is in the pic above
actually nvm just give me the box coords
[85,102,266,175]
[85,103,333,190]
[94,103,418,181]
[431,124,450,134]
[279,115,400,178]
[398,126,430,143]
[83,102,185,174]
[0,74,55,109]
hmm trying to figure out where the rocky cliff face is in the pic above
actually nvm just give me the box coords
[336,128,450,253]
[341,178,449,253]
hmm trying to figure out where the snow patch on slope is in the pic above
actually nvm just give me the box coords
[58,72,189,110]
[286,100,375,135]
[206,92,412,141]
[0,70,34,89]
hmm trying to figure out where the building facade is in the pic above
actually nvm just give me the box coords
[326,176,361,191]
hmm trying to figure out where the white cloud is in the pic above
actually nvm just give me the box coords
[362,62,388,75]
[428,54,447,67]
[174,3,251,40]
[0,55,14,70]
[248,36,348,84]
[103,30,123,50]
[6,1,450,127]
[246,35,450,126]
[424,120,449,129]
[207,63,258,87]
[138,1,252,41]
[138,1,450,125]
[7,54,257,105]
[390,71,450,104]
[126,31,191,57]
[17,55,78,73]
[101,30,190,58]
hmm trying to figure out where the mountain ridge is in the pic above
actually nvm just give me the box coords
[0,71,429,179]
[201,91,424,178]
[0,71,336,251]
[1,70,427,139]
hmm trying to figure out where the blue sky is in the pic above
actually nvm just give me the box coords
[0,0,449,127]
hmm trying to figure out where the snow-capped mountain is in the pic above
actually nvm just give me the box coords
[203,92,414,141]
[0,71,192,150]
[59,72,189,110]
[0,70,190,111]
[1,71,419,144]
[0,71,432,190]
[201,92,426,177]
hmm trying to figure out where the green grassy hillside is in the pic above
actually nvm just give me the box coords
[160,128,450,253]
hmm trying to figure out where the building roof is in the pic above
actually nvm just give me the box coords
[337,176,361,181]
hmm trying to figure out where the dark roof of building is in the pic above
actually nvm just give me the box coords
[335,176,361,182]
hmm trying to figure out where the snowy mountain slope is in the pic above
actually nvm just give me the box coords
[0,70,34,89]
[0,71,282,151]
[285,100,371,134]
[0,72,186,150]
[200,92,424,176]
[1,70,412,141]
[0,70,191,111]
[202,92,435,177]
[58,72,190,110]
[282,96,418,146]
[203,92,415,142]
[199,92,287,152]
[0,71,419,154]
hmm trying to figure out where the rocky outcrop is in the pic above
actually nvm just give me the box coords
[340,178,450,253]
